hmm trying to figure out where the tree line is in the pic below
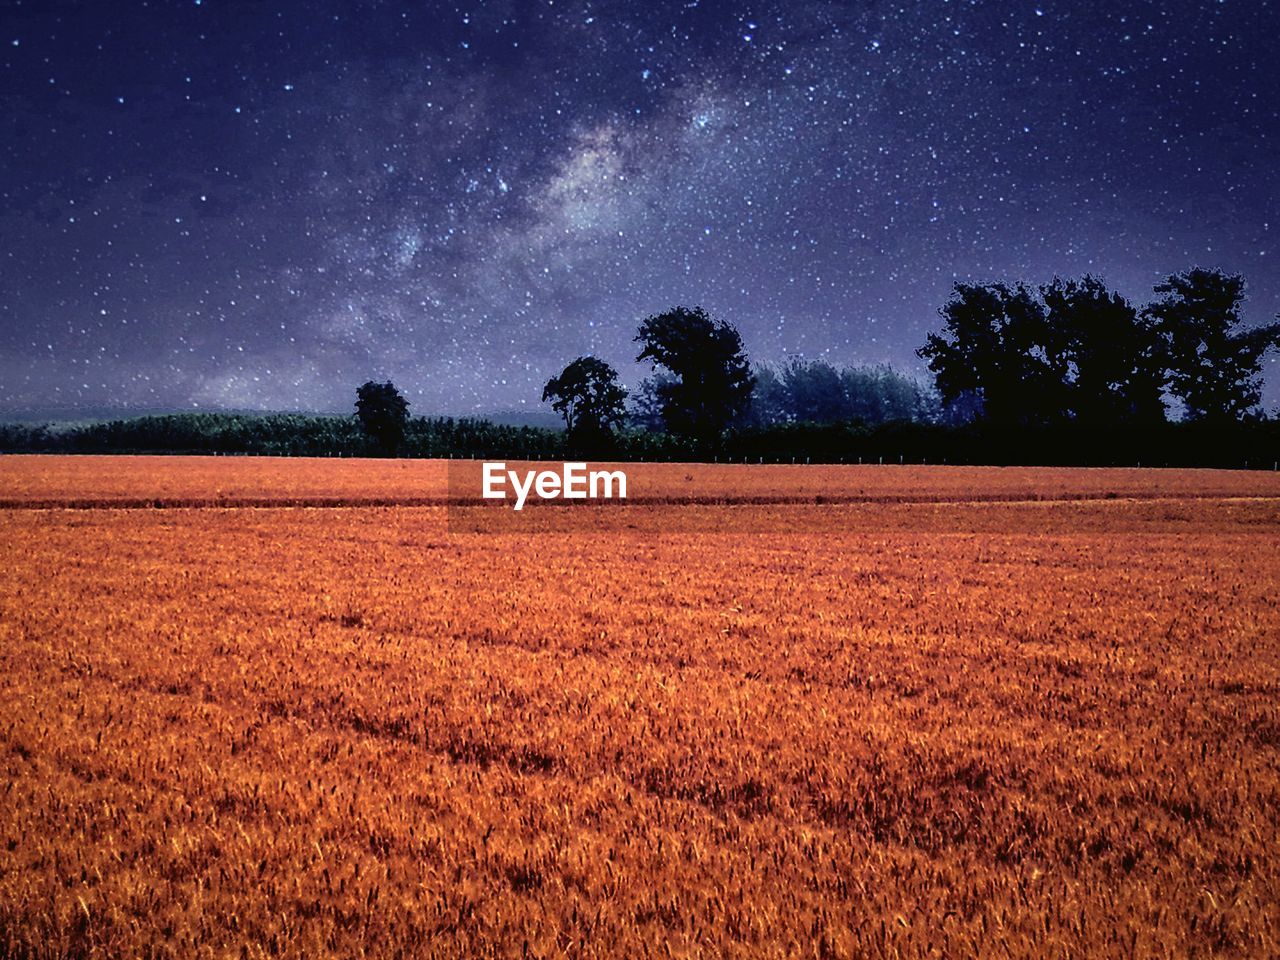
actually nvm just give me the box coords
[529,267,1280,462]
[921,269,1278,427]
[3,266,1278,466]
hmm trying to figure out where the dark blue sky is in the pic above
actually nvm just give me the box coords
[2,0,1278,417]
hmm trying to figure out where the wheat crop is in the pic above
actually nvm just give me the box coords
[1,458,1278,957]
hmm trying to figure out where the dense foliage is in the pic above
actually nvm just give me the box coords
[0,414,563,459]
[746,360,940,427]
[635,306,755,441]
[3,411,1278,469]
[920,269,1280,427]
[542,356,629,453]
[354,380,411,454]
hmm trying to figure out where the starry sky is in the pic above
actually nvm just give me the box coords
[2,0,1278,418]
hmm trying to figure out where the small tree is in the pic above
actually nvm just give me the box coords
[634,306,754,443]
[541,356,628,449]
[355,380,409,455]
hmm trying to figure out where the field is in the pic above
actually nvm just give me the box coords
[2,456,1280,958]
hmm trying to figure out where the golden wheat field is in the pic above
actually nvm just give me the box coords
[2,457,1280,959]
[5,455,1280,506]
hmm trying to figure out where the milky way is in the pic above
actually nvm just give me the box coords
[3,0,1278,417]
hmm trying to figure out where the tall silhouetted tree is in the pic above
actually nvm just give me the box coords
[355,380,409,454]
[917,282,1061,427]
[1144,268,1280,421]
[1040,276,1167,426]
[635,306,754,442]
[542,356,628,448]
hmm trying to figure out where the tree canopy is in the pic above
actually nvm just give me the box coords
[918,282,1058,427]
[1039,276,1166,427]
[1144,268,1280,422]
[354,380,410,454]
[634,306,755,442]
[917,271,1278,427]
[749,360,937,427]
[542,356,628,448]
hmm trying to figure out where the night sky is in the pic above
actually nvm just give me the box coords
[3,0,1278,418]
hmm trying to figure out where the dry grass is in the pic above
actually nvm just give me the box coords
[1,458,1279,958]
[4,454,1280,506]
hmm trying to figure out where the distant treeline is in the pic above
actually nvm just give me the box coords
[3,410,1279,469]
[0,414,560,459]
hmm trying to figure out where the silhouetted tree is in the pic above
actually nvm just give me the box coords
[634,306,755,442]
[920,277,1174,427]
[1144,268,1280,422]
[917,282,1061,426]
[1040,276,1167,426]
[542,356,628,449]
[354,380,409,454]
